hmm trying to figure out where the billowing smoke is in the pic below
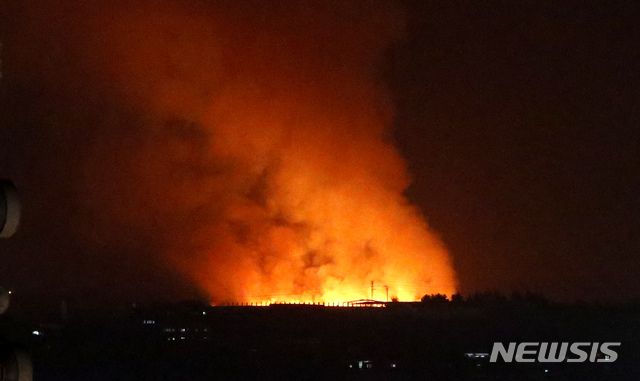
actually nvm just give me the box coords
[2,0,456,304]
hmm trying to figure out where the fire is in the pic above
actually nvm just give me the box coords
[80,0,457,304]
[187,94,458,304]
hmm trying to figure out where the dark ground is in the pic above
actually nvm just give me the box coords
[2,296,638,380]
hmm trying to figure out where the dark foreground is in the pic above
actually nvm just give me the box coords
[2,297,639,380]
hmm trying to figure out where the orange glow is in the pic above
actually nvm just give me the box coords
[87,0,457,305]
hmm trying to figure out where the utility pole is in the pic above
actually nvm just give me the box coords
[370,280,374,300]
[384,285,389,302]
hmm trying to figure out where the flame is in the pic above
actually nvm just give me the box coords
[77,0,457,304]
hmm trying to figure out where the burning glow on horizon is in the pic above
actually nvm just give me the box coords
[78,0,457,304]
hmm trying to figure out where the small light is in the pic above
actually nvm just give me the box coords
[32,330,41,336]
[545,369,549,373]
[202,311,207,315]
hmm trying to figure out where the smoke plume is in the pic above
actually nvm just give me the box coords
[1,0,456,304]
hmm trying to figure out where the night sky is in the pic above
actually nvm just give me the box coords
[0,0,639,316]
[392,1,639,301]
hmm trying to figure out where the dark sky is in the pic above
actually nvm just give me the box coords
[392,1,639,301]
[0,0,639,317]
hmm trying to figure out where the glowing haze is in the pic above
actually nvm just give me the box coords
[38,0,457,303]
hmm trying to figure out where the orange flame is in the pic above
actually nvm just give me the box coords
[84,0,456,304]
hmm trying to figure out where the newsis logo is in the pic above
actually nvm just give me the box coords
[490,342,621,363]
